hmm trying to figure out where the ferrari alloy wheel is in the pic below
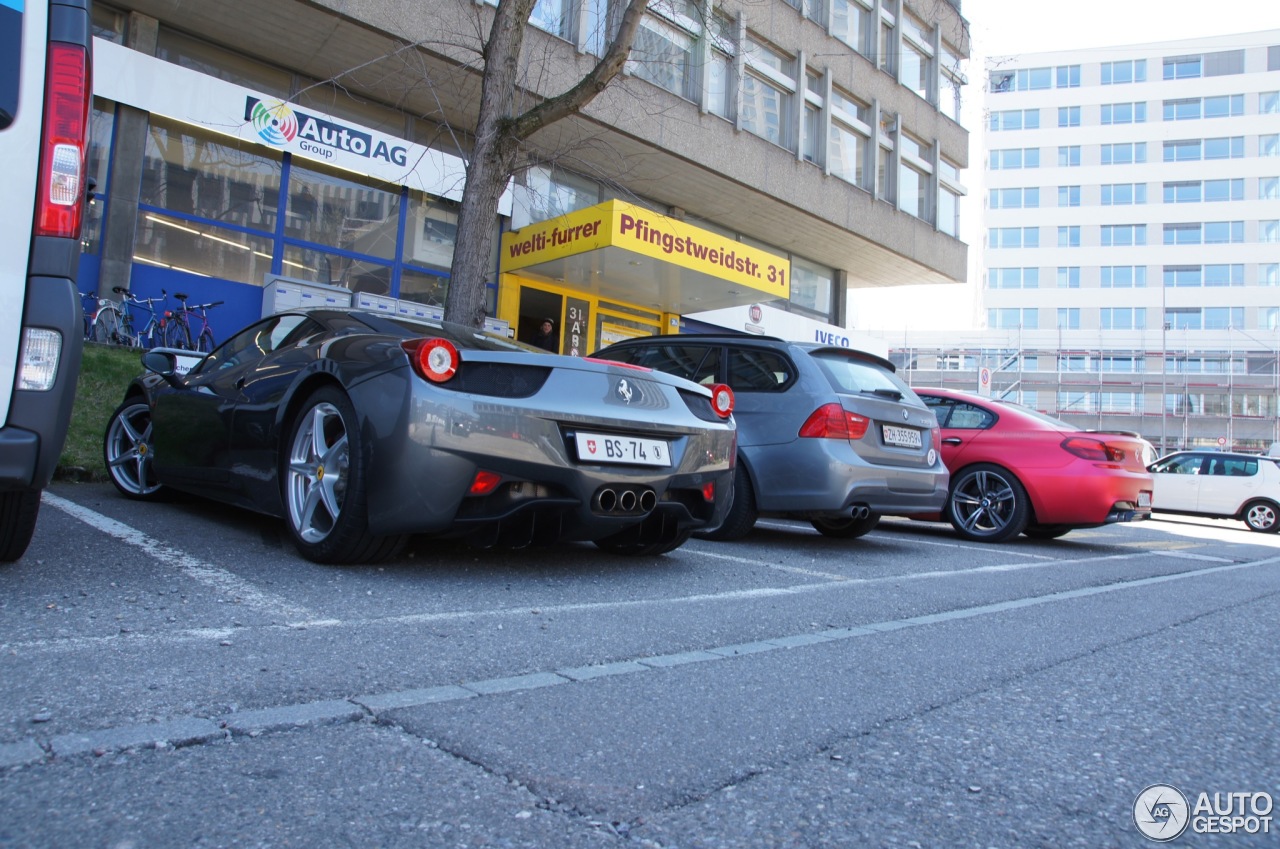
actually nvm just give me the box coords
[811,512,880,539]
[1242,499,1280,533]
[946,463,1030,543]
[103,400,166,500]
[284,388,405,564]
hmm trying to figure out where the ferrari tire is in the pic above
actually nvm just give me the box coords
[103,400,168,500]
[0,489,41,562]
[283,387,405,564]
[1242,499,1280,533]
[811,512,880,539]
[946,463,1030,543]
[695,464,757,541]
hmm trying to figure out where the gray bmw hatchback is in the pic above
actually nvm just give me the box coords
[593,334,948,540]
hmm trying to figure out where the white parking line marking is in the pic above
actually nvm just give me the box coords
[42,492,314,622]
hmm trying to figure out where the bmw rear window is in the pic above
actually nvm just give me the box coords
[810,351,921,405]
[0,0,21,131]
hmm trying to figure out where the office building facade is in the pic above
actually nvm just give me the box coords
[891,30,1280,454]
[76,0,969,354]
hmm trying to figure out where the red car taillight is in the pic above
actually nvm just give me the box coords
[402,337,459,383]
[798,403,869,440]
[1061,436,1125,463]
[36,43,91,239]
[709,383,734,419]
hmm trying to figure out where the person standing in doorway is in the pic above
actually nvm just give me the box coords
[532,318,558,353]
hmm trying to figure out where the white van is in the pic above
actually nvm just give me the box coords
[0,0,93,561]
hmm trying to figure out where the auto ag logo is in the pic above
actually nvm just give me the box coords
[749,304,763,324]
[616,379,633,404]
[250,99,298,146]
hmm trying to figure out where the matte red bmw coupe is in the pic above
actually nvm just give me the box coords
[910,388,1154,542]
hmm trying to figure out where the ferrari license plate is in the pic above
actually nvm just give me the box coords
[574,432,670,467]
[1138,491,1152,508]
[882,424,923,448]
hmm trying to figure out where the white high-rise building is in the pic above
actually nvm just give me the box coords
[888,30,1280,454]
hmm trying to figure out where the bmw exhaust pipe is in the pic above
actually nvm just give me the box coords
[852,505,870,520]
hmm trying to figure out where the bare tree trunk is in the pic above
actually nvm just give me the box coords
[444,0,648,329]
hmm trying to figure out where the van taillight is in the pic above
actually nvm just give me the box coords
[36,43,91,239]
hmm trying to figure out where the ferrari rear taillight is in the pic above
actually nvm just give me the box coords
[36,43,91,239]
[798,403,869,440]
[468,470,502,496]
[1061,436,1125,463]
[709,383,734,419]
[402,338,459,383]
[701,481,716,502]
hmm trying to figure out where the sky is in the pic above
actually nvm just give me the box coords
[847,0,1280,334]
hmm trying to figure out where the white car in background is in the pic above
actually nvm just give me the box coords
[1147,451,1280,533]
[0,0,93,561]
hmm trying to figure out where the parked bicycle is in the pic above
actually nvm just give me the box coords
[78,289,100,340]
[165,292,223,353]
[91,287,171,348]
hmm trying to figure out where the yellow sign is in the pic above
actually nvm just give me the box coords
[501,200,790,299]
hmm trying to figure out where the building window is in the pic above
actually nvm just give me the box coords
[1164,98,1201,121]
[1056,64,1080,88]
[1164,223,1201,245]
[790,256,834,315]
[1102,266,1146,287]
[1058,185,1080,207]
[900,12,933,102]
[1164,139,1201,162]
[740,36,796,151]
[989,227,1039,249]
[1163,181,1201,204]
[1262,92,1280,114]
[989,67,1051,93]
[1057,266,1080,288]
[1203,94,1244,118]
[988,308,1038,329]
[828,87,870,190]
[1263,264,1279,286]
[1101,308,1146,330]
[1263,221,1280,243]
[1205,264,1244,286]
[1204,49,1245,76]
[1101,224,1146,246]
[1204,178,1244,202]
[1262,135,1280,157]
[1103,183,1146,205]
[989,109,1040,131]
[1102,142,1146,165]
[1205,136,1244,159]
[1058,106,1080,128]
[1101,59,1146,85]
[990,187,1039,209]
[940,42,964,123]
[1204,221,1244,244]
[1164,55,1201,79]
[1101,102,1146,124]
[1057,146,1081,167]
[897,132,932,220]
[512,165,599,228]
[706,11,736,120]
[1057,307,1080,329]
[988,267,1039,289]
[1261,177,1280,200]
[630,13,698,101]
[830,0,873,58]
[938,158,963,237]
[991,148,1039,169]
[1057,225,1080,247]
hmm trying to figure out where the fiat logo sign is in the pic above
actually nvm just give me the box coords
[749,304,763,324]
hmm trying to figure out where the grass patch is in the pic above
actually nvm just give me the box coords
[58,342,146,480]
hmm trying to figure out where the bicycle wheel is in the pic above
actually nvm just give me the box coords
[91,306,122,344]
[163,318,191,350]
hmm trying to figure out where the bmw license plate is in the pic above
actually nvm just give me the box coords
[882,425,923,448]
[574,432,670,467]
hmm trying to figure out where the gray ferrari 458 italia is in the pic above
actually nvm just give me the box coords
[103,309,737,564]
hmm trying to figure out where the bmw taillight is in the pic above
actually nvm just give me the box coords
[36,43,91,239]
[402,338,459,383]
[1061,436,1124,463]
[798,403,869,440]
[709,383,734,419]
